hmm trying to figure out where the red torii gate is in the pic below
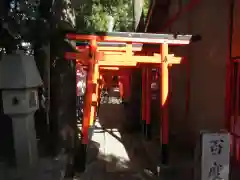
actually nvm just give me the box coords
[65,32,195,169]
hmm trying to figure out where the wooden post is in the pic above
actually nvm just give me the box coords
[160,43,169,165]
[145,67,151,139]
[142,67,146,135]
[89,62,100,138]
[80,39,97,170]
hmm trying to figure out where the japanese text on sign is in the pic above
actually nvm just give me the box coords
[201,132,230,180]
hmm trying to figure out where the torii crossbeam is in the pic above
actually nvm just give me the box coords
[65,32,196,170]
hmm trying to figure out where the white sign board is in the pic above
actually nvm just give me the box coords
[201,132,230,180]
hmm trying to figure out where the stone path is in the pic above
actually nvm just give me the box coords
[76,88,158,180]
[1,87,203,180]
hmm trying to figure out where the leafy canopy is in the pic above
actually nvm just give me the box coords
[0,0,49,53]
[76,0,134,32]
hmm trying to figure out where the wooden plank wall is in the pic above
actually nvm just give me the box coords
[232,0,240,58]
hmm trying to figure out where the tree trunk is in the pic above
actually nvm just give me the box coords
[0,0,9,18]
[133,0,145,31]
[49,0,77,156]
[127,0,145,131]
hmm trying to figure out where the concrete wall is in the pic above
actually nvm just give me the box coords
[167,0,230,143]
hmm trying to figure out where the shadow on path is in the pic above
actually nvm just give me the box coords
[78,88,158,180]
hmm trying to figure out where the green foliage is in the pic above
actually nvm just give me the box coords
[0,0,50,52]
[76,0,134,33]
[143,0,150,21]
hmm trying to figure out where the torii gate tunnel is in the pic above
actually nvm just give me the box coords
[65,32,196,168]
